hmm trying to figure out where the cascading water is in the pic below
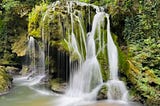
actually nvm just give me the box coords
[66,12,105,98]
[68,2,83,90]
[106,14,128,101]
[36,1,130,105]
[37,48,45,75]
[20,36,46,86]
[27,36,36,76]
[69,2,82,61]
[1,1,145,106]
[66,7,128,103]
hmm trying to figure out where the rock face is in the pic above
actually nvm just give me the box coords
[50,79,67,94]
[0,66,12,95]
[12,34,28,57]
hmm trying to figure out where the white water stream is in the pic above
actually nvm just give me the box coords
[106,14,128,101]
[17,37,46,86]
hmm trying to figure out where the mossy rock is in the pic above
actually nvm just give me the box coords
[70,51,81,62]
[6,66,20,75]
[49,78,67,94]
[0,66,12,94]
[12,33,27,57]
[97,85,108,100]
[20,65,29,76]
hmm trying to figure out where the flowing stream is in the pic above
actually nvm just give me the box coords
[106,14,128,101]
[0,77,56,106]
[23,36,46,86]
[0,78,142,106]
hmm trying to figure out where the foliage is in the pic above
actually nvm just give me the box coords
[0,0,44,66]
[79,0,91,3]
[125,2,160,100]
[28,3,47,37]
[128,60,160,105]
[129,37,160,78]
[124,0,160,41]
[0,0,24,65]
[126,1,160,101]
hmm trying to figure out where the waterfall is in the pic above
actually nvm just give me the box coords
[27,36,36,75]
[37,47,45,75]
[65,11,128,102]
[106,14,128,101]
[38,1,129,104]
[106,14,118,80]
[23,36,45,86]
[66,12,104,98]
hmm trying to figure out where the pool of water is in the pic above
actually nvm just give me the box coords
[0,78,143,106]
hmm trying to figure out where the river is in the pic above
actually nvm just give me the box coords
[0,77,143,106]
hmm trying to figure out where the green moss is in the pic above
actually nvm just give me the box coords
[97,85,108,100]
[28,3,47,38]
[49,78,60,91]
[79,0,90,3]
[49,78,66,93]
[97,52,109,81]
[0,66,12,94]
[70,52,80,62]
[50,39,69,54]
[118,47,129,75]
